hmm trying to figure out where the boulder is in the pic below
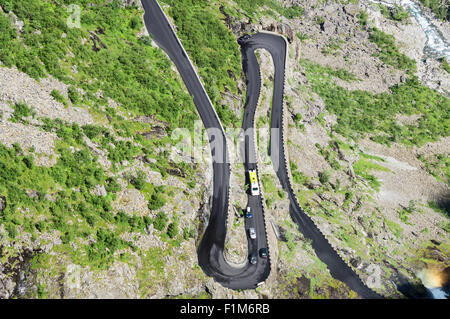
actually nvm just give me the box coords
[296,276,311,298]
[343,4,360,17]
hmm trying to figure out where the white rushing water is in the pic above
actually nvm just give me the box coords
[428,287,448,299]
[369,0,450,60]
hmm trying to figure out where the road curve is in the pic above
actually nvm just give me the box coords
[239,32,383,299]
[142,0,383,297]
[141,0,270,289]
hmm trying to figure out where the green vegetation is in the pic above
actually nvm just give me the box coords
[301,59,449,147]
[9,101,34,123]
[50,89,68,107]
[384,218,403,238]
[67,86,81,104]
[300,61,357,82]
[0,0,228,280]
[379,4,410,22]
[87,228,134,269]
[321,37,345,56]
[290,162,310,187]
[114,210,152,234]
[293,113,305,131]
[316,16,325,25]
[147,186,167,211]
[153,212,168,231]
[428,199,450,220]
[0,140,136,268]
[0,111,188,273]
[0,0,198,130]
[441,58,450,73]
[262,174,277,193]
[130,170,147,190]
[369,28,417,73]
[318,170,331,184]
[292,171,310,186]
[418,153,449,186]
[161,0,242,126]
[316,142,343,170]
[419,0,449,21]
[357,10,369,26]
[136,247,169,297]
[183,225,195,240]
[353,155,391,191]
[167,220,179,239]
[398,200,417,223]
[295,32,309,42]
[228,0,304,19]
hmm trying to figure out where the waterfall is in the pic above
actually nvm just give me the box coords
[369,0,450,60]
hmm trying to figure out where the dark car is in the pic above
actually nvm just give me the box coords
[249,254,257,265]
[238,34,251,44]
[245,206,252,218]
[259,248,268,258]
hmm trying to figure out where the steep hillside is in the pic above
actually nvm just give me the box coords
[0,0,448,298]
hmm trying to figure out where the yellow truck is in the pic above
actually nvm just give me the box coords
[248,169,260,196]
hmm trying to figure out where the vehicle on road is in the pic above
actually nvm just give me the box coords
[245,206,252,218]
[248,169,260,196]
[238,34,252,43]
[249,253,257,265]
[259,248,268,258]
[249,227,256,239]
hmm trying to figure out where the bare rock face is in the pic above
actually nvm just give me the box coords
[263,22,295,43]
[0,248,38,299]
[343,4,360,17]
[219,5,254,36]
[139,126,167,139]
[296,276,311,298]
[119,0,143,9]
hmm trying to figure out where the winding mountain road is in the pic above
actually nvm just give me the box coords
[141,0,270,290]
[141,0,382,298]
[239,33,382,299]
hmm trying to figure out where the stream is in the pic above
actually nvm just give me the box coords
[369,0,450,59]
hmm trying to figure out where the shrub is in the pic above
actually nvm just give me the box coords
[357,10,369,26]
[67,86,80,104]
[380,4,410,22]
[369,28,416,73]
[131,170,146,191]
[22,155,34,169]
[167,222,179,238]
[82,125,107,140]
[319,170,331,184]
[230,0,303,19]
[441,58,450,73]
[10,102,33,123]
[353,157,391,191]
[316,16,325,25]
[292,171,309,185]
[419,0,449,21]
[87,228,131,269]
[183,226,195,240]
[105,177,121,193]
[153,212,168,231]
[148,186,166,211]
[50,89,68,107]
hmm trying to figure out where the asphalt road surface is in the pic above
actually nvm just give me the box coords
[239,32,382,299]
[142,0,382,297]
[141,0,270,290]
